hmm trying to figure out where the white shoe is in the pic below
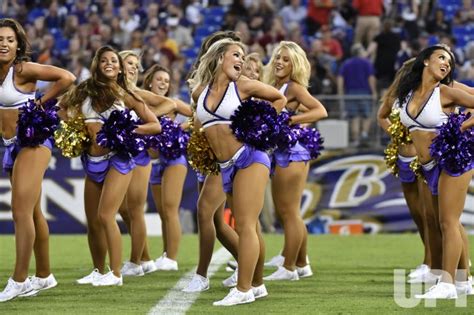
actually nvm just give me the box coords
[297,265,313,278]
[155,254,178,271]
[19,274,58,297]
[92,271,123,287]
[222,269,238,288]
[415,282,457,299]
[455,276,474,296]
[252,284,268,299]
[264,254,284,267]
[141,260,158,274]
[76,269,102,284]
[213,287,255,306]
[155,252,167,265]
[0,278,34,302]
[263,266,299,281]
[182,274,209,293]
[121,262,145,277]
[407,271,440,284]
[408,264,430,278]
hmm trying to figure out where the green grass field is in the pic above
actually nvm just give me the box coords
[1,234,473,314]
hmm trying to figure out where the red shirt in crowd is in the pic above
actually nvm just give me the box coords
[352,0,383,16]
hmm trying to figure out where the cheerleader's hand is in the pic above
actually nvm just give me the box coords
[460,116,474,132]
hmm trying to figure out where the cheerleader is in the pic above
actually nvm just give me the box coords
[117,50,177,276]
[142,64,192,270]
[395,45,474,298]
[183,31,242,293]
[377,58,432,280]
[192,38,286,306]
[0,18,75,302]
[62,46,160,286]
[262,41,327,281]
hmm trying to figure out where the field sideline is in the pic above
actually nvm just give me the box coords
[1,234,473,314]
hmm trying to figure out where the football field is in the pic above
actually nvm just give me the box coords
[1,234,473,314]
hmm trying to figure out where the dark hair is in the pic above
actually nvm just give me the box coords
[142,64,171,96]
[396,45,455,105]
[61,46,139,113]
[0,18,31,63]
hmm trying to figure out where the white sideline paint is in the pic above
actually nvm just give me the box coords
[148,247,232,315]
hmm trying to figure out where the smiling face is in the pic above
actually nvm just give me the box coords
[220,44,244,81]
[273,47,292,81]
[150,70,170,96]
[425,49,453,81]
[123,54,139,83]
[0,27,17,64]
[99,50,121,80]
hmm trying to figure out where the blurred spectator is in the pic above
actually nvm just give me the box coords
[319,25,344,61]
[70,55,91,84]
[235,20,253,45]
[279,0,306,31]
[353,0,384,48]
[426,8,451,35]
[337,43,376,147]
[400,0,420,40]
[63,14,80,38]
[247,0,275,35]
[257,17,286,56]
[45,1,67,29]
[439,34,464,66]
[167,15,194,49]
[309,37,337,74]
[365,19,401,95]
[337,0,357,27]
[458,42,474,82]
[119,5,140,46]
[142,3,160,34]
[185,0,203,27]
[306,0,335,35]
[308,55,337,95]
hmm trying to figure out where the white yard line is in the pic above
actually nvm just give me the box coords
[148,247,232,315]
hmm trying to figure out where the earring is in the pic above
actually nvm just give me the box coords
[424,63,428,66]
[149,84,152,88]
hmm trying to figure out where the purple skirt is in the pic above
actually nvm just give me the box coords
[219,145,270,194]
[421,159,473,195]
[149,155,187,185]
[134,151,151,167]
[397,155,416,183]
[3,137,53,173]
[81,152,136,183]
[273,141,311,168]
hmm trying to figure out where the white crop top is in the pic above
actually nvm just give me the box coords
[196,81,242,129]
[81,97,129,123]
[0,67,35,109]
[279,82,294,113]
[399,86,448,132]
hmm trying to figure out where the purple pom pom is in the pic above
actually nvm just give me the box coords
[430,112,474,176]
[148,116,190,160]
[298,127,324,159]
[275,111,300,150]
[17,99,59,147]
[230,99,280,150]
[96,109,147,157]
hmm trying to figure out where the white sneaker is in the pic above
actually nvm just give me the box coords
[141,260,158,274]
[297,265,313,278]
[407,271,440,284]
[155,252,167,265]
[252,284,268,299]
[264,254,284,267]
[263,266,299,281]
[222,269,238,288]
[19,274,58,297]
[182,274,209,293]
[155,254,178,271]
[213,287,255,306]
[455,276,474,296]
[76,269,102,284]
[92,271,123,287]
[0,278,34,302]
[415,282,457,299]
[408,264,430,278]
[121,262,145,277]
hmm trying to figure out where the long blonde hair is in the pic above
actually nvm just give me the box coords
[192,38,246,88]
[119,50,142,87]
[263,41,310,88]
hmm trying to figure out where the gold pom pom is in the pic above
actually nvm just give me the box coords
[187,128,219,175]
[384,109,413,176]
[54,114,90,158]
[409,157,423,179]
